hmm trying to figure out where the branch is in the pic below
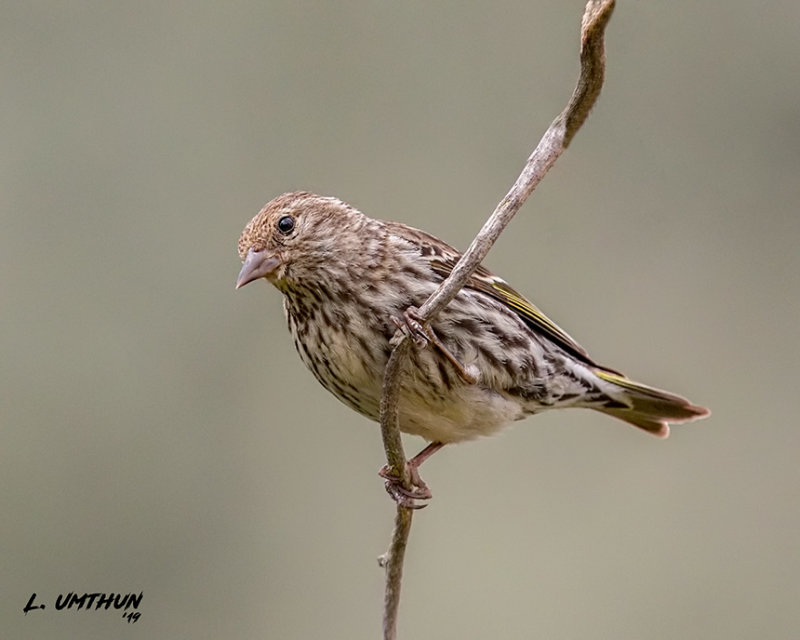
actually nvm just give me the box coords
[417,0,614,324]
[378,2,615,638]
[379,336,413,486]
[378,505,413,640]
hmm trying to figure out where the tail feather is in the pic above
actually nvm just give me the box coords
[594,370,710,438]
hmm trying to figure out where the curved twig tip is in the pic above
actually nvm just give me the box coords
[582,0,615,39]
[565,0,615,146]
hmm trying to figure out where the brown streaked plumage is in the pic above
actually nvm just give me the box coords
[237,191,709,452]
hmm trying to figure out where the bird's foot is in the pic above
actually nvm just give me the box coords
[392,306,430,349]
[379,462,432,510]
[378,442,445,509]
[392,307,477,384]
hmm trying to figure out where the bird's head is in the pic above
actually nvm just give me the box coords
[236,191,370,292]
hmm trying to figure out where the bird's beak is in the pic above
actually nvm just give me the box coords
[236,249,280,289]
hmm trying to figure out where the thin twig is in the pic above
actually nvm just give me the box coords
[379,337,412,483]
[378,2,616,639]
[380,506,413,640]
[416,0,614,324]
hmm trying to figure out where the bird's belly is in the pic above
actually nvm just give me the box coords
[288,304,544,444]
[293,330,524,443]
[397,383,525,443]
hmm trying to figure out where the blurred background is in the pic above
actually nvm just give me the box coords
[2,1,798,638]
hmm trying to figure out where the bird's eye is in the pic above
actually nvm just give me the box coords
[277,215,295,235]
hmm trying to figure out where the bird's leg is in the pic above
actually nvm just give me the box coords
[408,440,445,470]
[393,307,477,385]
[379,442,445,509]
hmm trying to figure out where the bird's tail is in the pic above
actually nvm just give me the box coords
[593,369,710,438]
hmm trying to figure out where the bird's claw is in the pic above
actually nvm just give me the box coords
[392,306,430,349]
[379,463,432,509]
[392,307,478,385]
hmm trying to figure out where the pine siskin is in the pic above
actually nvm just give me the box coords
[236,192,709,495]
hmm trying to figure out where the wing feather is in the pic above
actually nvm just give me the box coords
[426,247,615,371]
[387,221,616,372]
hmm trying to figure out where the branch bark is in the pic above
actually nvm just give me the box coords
[379,2,616,638]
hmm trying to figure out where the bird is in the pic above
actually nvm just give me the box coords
[236,191,709,503]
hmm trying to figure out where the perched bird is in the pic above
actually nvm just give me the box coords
[237,191,709,501]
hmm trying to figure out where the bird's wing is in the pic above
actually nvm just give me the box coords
[426,249,608,370]
[386,221,614,371]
